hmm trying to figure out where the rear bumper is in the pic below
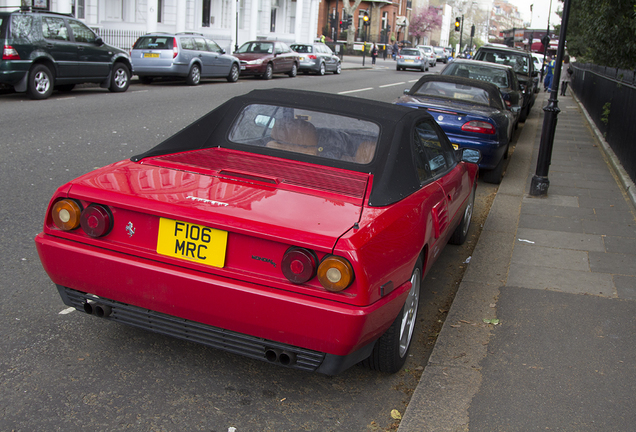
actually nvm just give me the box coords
[35,233,409,371]
[446,135,507,170]
[131,63,189,77]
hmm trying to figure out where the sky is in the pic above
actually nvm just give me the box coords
[508,0,563,29]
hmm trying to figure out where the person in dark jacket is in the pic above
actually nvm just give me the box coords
[371,44,378,65]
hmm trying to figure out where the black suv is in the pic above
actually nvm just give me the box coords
[473,45,538,122]
[1,9,132,99]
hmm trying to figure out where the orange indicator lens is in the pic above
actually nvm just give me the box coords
[51,199,82,231]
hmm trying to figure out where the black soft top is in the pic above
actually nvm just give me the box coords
[408,75,505,111]
[132,88,444,207]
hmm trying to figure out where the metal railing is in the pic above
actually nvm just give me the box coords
[570,63,636,184]
[92,28,146,51]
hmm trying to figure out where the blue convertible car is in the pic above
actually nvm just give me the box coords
[395,75,514,184]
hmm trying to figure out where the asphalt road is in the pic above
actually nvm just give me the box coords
[0,66,514,431]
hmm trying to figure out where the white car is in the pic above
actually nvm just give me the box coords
[416,45,436,67]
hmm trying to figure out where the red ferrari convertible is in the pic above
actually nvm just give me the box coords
[35,89,480,374]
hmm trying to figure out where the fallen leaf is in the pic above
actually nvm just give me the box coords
[459,320,471,324]
[450,324,461,328]
[391,409,402,420]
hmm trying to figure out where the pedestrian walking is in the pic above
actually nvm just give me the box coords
[392,42,398,60]
[544,55,555,92]
[387,44,393,60]
[371,44,378,65]
[560,55,571,96]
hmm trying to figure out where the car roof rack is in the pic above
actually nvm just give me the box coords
[176,32,204,35]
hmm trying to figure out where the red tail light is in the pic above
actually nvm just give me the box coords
[505,100,511,108]
[3,45,20,60]
[461,120,496,135]
[308,55,317,59]
[80,204,113,237]
[172,38,178,58]
[282,247,318,284]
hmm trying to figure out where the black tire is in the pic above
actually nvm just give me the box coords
[318,62,325,76]
[139,76,153,85]
[288,63,297,78]
[363,257,422,373]
[482,155,504,184]
[27,64,54,100]
[519,104,529,122]
[186,64,201,85]
[262,63,273,80]
[396,66,401,71]
[109,62,130,92]
[334,61,342,74]
[449,184,475,245]
[57,84,75,92]
[226,63,239,83]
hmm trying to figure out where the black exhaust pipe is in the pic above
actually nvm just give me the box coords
[94,304,112,318]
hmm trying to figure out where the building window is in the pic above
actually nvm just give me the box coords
[202,0,211,27]
[157,0,163,23]
[270,8,277,32]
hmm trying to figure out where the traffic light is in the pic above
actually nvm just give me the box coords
[363,11,370,26]
[330,16,338,28]
[386,24,391,32]
[346,14,353,28]
[455,17,461,32]
[470,24,475,37]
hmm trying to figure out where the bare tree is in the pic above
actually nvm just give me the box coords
[341,0,364,46]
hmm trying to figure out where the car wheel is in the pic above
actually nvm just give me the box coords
[396,66,401,71]
[318,62,325,76]
[57,84,75,92]
[482,155,505,184]
[226,63,239,83]
[449,184,475,245]
[288,63,297,78]
[363,257,422,373]
[519,104,529,122]
[139,76,153,85]
[262,63,273,80]
[186,64,201,86]
[109,62,130,92]
[27,64,54,100]
[334,61,342,74]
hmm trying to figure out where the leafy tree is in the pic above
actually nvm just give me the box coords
[409,6,442,45]
[560,0,636,69]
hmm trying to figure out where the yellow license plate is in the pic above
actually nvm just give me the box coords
[144,53,160,58]
[157,218,227,268]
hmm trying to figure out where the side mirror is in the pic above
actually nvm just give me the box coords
[95,36,104,46]
[220,48,226,54]
[403,88,410,95]
[511,106,521,114]
[460,148,482,164]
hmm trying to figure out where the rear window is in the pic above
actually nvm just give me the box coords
[228,104,380,164]
[443,63,509,88]
[475,49,530,74]
[290,44,312,53]
[402,49,420,56]
[133,36,174,50]
[413,82,491,106]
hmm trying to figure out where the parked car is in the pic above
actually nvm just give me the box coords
[233,41,299,79]
[416,45,437,67]
[289,42,341,75]
[395,75,514,183]
[0,9,132,99]
[397,48,428,71]
[440,59,524,127]
[434,46,448,63]
[473,44,538,121]
[130,33,240,85]
[35,88,480,375]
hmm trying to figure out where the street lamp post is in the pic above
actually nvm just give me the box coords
[529,0,573,196]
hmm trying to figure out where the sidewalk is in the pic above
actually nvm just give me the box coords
[399,89,636,431]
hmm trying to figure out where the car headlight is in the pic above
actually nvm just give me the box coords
[245,59,264,65]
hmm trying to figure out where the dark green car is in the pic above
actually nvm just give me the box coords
[1,9,132,99]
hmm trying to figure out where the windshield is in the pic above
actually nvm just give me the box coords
[237,42,274,54]
[412,82,491,106]
[229,104,380,164]
[476,50,530,74]
[443,63,510,88]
